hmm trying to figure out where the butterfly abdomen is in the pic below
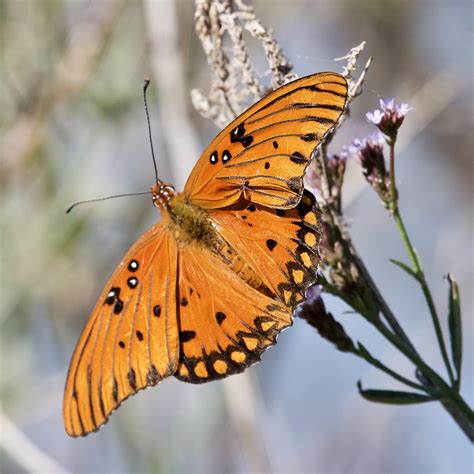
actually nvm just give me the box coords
[218,241,271,295]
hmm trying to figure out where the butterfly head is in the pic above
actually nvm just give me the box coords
[151,180,176,211]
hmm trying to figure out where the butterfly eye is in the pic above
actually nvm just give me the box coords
[222,150,232,163]
[209,151,218,164]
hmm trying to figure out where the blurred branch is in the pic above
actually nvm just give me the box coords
[143,0,202,189]
[2,1,125,180]
[0,407,68,473]
[222,374,273,473]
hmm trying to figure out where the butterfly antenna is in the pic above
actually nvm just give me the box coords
[66,191,152,214]
[143,78,159,184]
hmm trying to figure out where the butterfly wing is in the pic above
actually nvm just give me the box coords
[209,189,320,309]
[184,72,347,209]
[63,219,180,437]
[173,240,292,383]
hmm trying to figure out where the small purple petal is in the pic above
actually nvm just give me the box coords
[380,97,395,110]
[366,109,383,125]
[396,102,412,116]
[306,284,323,303]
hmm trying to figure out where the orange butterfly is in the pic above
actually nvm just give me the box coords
[63,72,348,437]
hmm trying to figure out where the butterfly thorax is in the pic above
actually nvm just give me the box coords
[167,194,220,249]
[168,194,271,295]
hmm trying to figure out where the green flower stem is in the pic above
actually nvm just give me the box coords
[328,210,419,353]
[370,314,474,428]
[317,136,472,439]
[388,140,455,387]
[353,345,434,394]
[388,136,399,215]
[327,217,473,439]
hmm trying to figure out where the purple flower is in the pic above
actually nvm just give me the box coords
[305,284,323,303]
[348,133,391,207]
[306,152,347,205]
[348,134,385,176]
[366,98,411,139]
[297,284,356,353]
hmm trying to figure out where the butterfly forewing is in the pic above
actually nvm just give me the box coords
[184,73,347,209]
[63,221,180,437]
[174,243,292,383]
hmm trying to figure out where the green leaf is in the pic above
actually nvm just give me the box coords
[390,258,420,281]
[356,342,373,362]
[447,273,462,388]
[357,381,434,405]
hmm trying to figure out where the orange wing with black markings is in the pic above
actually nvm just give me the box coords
[210,189,321,309]
[63,220,180,437]
[184,72,347,209]
[174,240,292,383]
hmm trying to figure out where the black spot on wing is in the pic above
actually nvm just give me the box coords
[230,123,253,147]
[266,239,277,251]
[215,311,226,325]
[113,300,124,315]
[128,368,137,390]
[289,151,306,164]
[147,365,160,385]
[180,330,196,342]
[300,133,317,142]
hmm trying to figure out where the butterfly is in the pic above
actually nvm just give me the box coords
[63,72,348,437]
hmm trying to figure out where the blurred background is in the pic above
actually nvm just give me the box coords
[1,0,472,472]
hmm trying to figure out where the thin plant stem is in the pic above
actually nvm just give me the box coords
[347,226,473,439]
[354,348,435,394]
[318,148,473,439]
[388,136,398,215]
[388,140,456,386]
[370,315,473,425]
[329,208,420,356]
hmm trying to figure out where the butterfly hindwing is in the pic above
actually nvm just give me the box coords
[174,242,293,383]
[209,189,320,309]
[63,221,180,437]
[184,72,347,209]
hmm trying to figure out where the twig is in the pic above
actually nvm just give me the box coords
[221,373,273,473]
